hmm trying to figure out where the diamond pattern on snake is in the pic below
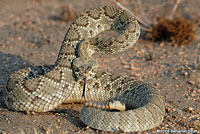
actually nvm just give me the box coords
[3,6,165,132]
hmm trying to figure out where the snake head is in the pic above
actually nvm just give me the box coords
[72,57,97,80]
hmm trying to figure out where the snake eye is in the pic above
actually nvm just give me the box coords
[87,66,92,71]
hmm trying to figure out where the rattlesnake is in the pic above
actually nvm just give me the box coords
[3,6,165,132]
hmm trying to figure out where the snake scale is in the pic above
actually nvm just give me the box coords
[3,6,165,132]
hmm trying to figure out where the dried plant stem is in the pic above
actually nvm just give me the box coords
[194,43,200,69]
[195,43,200,53]
[169,0,181,19]
[195,54,200,69]
[111,0,152,32]
[136,0,151,25]
[163,0,168,17]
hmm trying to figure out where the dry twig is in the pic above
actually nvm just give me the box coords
[136,0,151,25]
[169,0,181,19]
[163,0,168,17]
[111,0,152,32]
[195,55,200,69]
[194,43,200,69]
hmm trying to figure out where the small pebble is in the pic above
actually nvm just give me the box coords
[178,120,184,124]
[190,93,196,97]
[160,42,164,47]
[187,81,195,85]
[166,108,171,113]
[187,107,194,113]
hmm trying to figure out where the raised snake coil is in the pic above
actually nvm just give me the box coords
[3,6,165,132]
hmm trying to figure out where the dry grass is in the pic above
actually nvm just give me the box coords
[152,17,197,45]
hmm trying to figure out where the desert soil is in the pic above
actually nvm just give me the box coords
[0,0,199,134]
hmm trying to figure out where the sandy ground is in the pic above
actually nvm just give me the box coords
[0,0,199,133]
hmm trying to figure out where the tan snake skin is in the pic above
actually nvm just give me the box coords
[3,6,165,132]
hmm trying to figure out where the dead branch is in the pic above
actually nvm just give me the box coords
[195,54,200,69]
[169,0,181,19]
[163,0,168,17]
[111,0,152,32]
[136,0,151,25]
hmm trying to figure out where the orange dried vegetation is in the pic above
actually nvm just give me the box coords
[152,17,197,45]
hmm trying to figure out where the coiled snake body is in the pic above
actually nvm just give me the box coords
[3,6,165,132]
